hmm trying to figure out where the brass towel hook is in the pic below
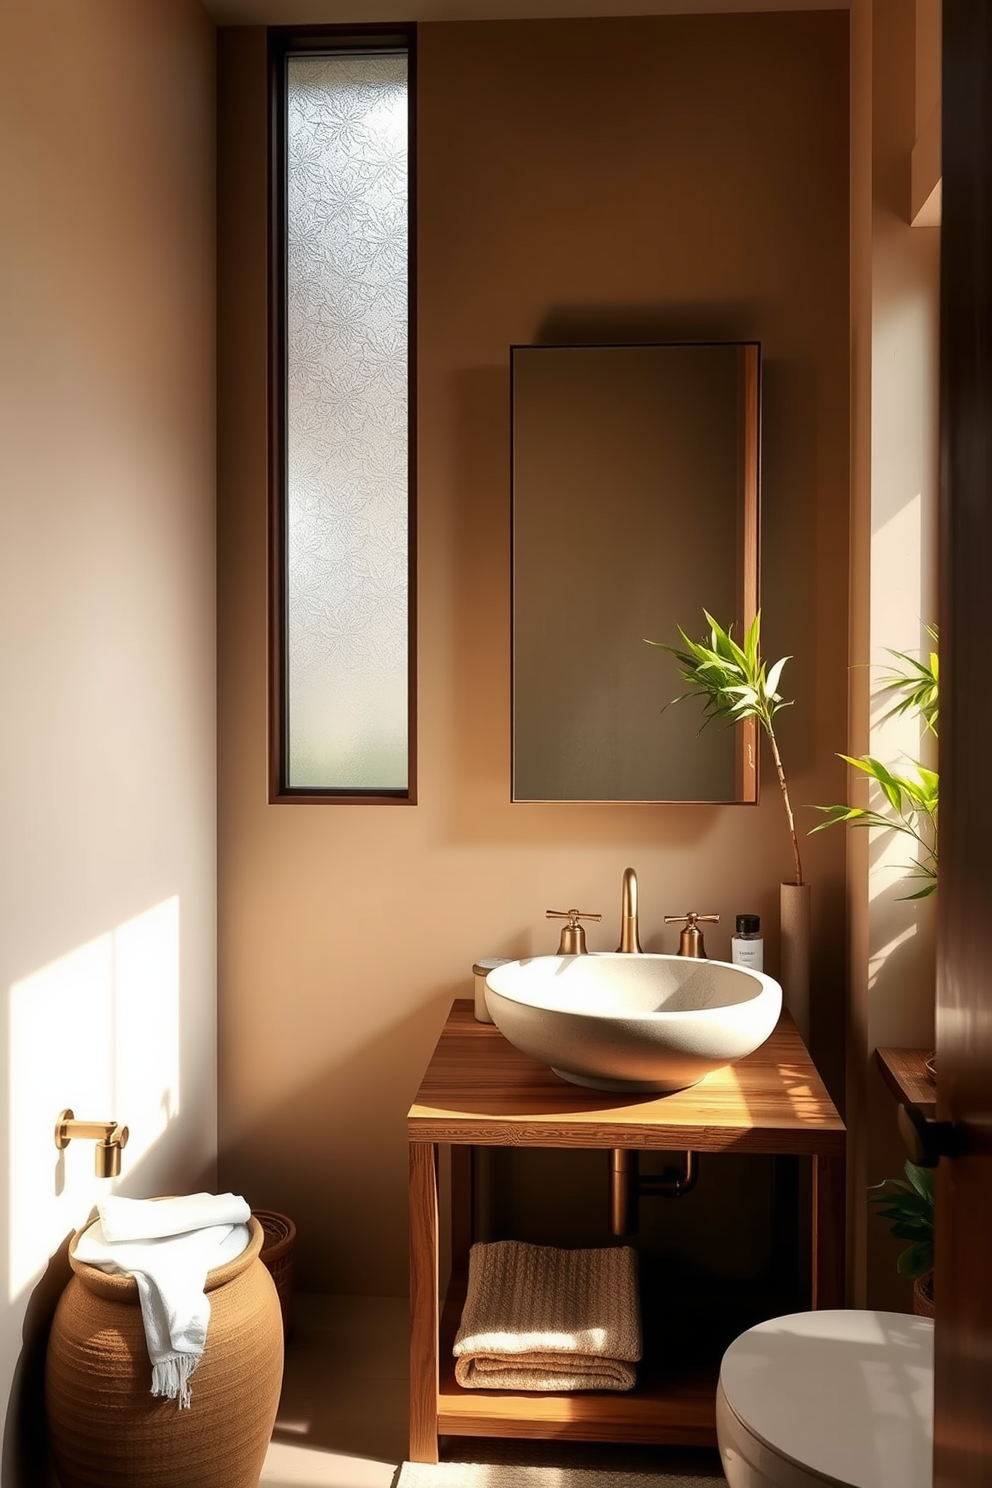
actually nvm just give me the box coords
[55,1110,129,1178]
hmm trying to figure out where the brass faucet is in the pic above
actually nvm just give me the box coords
[616,867,643,953]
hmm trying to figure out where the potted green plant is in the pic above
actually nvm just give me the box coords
[868,1159,935,1316]
[646,610,811,1037]
[811,629,938,899]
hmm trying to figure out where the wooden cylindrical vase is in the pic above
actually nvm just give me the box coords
[45,1214,283,1488]
[780,881,812,1045]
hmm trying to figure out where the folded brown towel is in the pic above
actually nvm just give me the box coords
[453,1240,641,1392]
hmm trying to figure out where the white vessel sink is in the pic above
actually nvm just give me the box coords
[484,953,782,1094]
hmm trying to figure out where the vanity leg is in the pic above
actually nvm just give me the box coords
[409,1141,440,1463]
[451,1144,473,1273]
[811,1152,846,1308]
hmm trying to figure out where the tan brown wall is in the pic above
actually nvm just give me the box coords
[0,1,216,1475]
[218,11,850,1295]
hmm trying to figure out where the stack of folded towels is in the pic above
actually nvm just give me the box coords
[453,1239,641,1391]
[74,1192,251,1409]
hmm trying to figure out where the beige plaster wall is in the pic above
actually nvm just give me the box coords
[0,2,217,1477]
[218,11,851,1296]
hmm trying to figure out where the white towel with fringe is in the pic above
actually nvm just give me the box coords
[453,1240,641,1392]
[75,1199,250,1408]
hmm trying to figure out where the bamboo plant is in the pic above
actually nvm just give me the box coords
[646,610,803,886]
[811,631,939,899]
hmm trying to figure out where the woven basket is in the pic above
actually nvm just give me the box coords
[255,1208,296,1340]
[45,1215,283,1488]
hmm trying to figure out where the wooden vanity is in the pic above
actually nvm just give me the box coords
[407,999,845,1463]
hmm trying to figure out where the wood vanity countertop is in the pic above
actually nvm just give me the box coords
[408,1000,845,1154]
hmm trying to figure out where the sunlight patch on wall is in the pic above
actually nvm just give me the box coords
[867,490,934,899]
[871,491,925,689]
[868,923,918,990]
[8,897,181,1304]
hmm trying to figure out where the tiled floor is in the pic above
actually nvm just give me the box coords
[259,1296,725,1488]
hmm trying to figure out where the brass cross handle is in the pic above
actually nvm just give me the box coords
[546,908,602,955]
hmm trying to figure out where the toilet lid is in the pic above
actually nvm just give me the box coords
[719,1310,933,1488]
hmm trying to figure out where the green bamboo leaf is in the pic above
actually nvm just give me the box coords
[743,612,760,671]
[809,805,866,830]
[817,625,939,894]
[902,881,938,900]
[765,655,790,698]
[646,607,802,884]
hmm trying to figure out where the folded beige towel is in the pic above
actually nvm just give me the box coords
[453,1240,641,1392]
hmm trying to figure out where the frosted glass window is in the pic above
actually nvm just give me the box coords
[283,51,410,793]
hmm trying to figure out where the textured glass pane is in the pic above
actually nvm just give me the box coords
[286,53,408,790]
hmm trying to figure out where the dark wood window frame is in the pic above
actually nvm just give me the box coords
[268,24,418,804]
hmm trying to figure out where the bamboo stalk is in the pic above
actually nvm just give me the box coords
[768,727,803,886]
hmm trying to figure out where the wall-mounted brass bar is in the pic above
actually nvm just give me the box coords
[55,1110,129,1178]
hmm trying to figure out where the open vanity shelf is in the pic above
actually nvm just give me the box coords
[407,1000,845,1463]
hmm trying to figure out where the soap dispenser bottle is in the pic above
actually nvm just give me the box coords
[731,914,764,971]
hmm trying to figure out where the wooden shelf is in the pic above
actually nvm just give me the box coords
[435,1269,808,1448]
[875,1047,936,1108]
[437,1364,720,1447]
[437,1273,717,1446]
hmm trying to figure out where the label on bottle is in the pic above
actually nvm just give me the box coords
[731,937,763,972]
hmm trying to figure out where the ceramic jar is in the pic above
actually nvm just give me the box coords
[45,1214,283,1487]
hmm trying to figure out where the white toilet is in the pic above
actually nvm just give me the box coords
[716,1309,933,1488]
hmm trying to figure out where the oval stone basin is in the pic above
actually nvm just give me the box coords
[485,953,782,1094]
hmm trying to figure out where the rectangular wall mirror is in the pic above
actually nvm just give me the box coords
[511,342,759,803]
